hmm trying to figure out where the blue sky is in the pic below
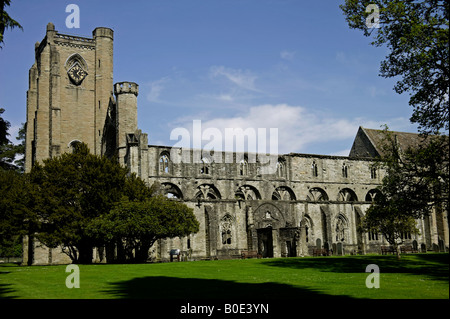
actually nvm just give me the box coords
[0,0,419,156]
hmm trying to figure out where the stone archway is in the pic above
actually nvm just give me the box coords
[257,227,274,258]
[250,203,292,258]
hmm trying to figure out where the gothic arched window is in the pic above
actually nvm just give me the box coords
[239,159,248,176]
[220,215,234,245]
[68,140,82,153]
[335,215,348,242]
[200,157,210,175]
[159,153,170,174]
[276,158,285,178]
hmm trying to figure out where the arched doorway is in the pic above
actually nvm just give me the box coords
[257,227,274,258]
[252,203,288,258]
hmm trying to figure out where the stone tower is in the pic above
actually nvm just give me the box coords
[114,81,139,166]
[25,23,114,172]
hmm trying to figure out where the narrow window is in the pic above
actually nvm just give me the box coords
[201,158,209,174]
[240,159,248,176]
[159,154,170,174]
[342,163,348,178]
[277,160,285,177]
[312,161,318,177]
[370,167,377,179]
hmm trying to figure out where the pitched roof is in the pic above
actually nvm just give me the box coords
[349,126,443,158]
[361,127,426,157]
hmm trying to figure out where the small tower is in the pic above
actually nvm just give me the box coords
[114,81,139,166]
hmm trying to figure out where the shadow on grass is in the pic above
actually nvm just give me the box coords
[262,253,449,282]
[0,268,17,299]
[104,276,353,299]
[0,284,17,299]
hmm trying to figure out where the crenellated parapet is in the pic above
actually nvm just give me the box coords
[114,81,139,96]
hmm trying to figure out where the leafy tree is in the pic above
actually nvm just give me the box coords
[0,170,24,257]
[0,109,25,172]
[12,122,25,172]
[0,108,9,146]
[28,143,148,264]
[359,126,449,257]
[340,0,449,134]
[377,126,448,218]
[0,108,13,170]
[0,169,39,258]
[0,0,23,49]
[361,193,420,258]
[89,196,199,263]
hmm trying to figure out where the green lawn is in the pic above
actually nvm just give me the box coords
[0,253,448,299]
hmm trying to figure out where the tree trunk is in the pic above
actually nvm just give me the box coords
[394,243,401,260]
[135,240,151,263]
[76,242,93,264]
[105,242,116,263]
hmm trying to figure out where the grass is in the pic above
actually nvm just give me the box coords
[0,253,448,299]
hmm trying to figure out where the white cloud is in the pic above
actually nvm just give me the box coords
[6,123,22,145]
[146,77,170,102]
[169,104,351,154]
[280,50,295,61]
[210,66,259,92]
[168,104,416,155]
[330,149,351,156]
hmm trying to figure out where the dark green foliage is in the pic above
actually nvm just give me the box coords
[340,0,449,133]
[22,142,198,264]
[0,170,36,257]
[28,143,131,263]
[0,0,23,49]
[359,126,449,257]
[0,109,25,172]
[89,196,199,263]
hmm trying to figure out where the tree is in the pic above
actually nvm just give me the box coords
[0,109,25,172]
[360,189,420,258]
[28,143,151,264]
[362,203,419,257]
[0,108,13,170]
[0,108,9,146]
[0,0,23,49]
[89,196,199,263]
[0,170,25,257]
[377,126,448,218]
[340,0,449,134]
[12,122,25,172]
[359,126,449,257]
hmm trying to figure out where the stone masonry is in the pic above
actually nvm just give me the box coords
[23,24,449,265]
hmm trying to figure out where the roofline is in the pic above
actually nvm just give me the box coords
[147,144,375,161]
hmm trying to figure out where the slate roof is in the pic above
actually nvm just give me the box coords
[361,127,427,157]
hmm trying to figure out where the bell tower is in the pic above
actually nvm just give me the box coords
[25,23,114,172]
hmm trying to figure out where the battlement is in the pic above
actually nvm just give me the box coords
[93,27,114,40]
[114,82,139,96]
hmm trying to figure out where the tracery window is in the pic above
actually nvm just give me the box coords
[240,159,248,176]
[159,153,170,174]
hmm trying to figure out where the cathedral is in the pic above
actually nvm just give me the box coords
[22,23,449,265]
